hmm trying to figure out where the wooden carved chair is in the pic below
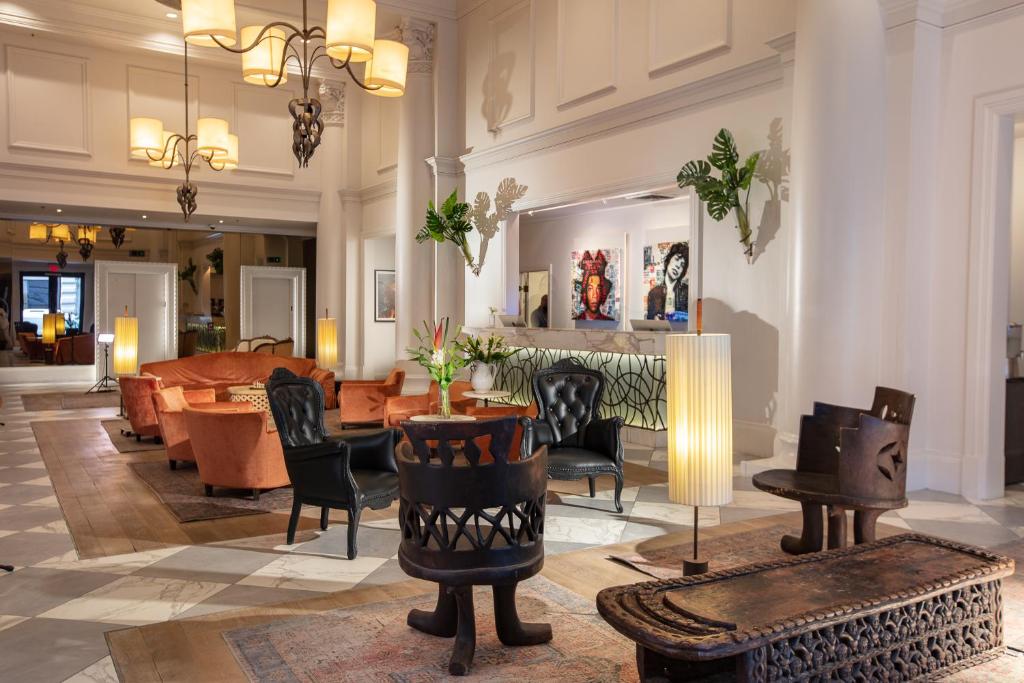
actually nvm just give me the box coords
[752,386,915,554]
[266,368,401,559]
[521,358,625,512]
[397,417,551,676]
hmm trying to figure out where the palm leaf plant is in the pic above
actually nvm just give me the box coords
[416,189,477,271]
[677,128,761,261]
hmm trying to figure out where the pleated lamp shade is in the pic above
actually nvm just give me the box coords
[113,307,139,376]
[666,333,734,508]
[317,312,338,369]
[42,313,58,344]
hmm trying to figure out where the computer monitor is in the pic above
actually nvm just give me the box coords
[497,315,526,328]
[630,319,671,332]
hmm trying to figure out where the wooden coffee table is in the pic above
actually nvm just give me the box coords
[597,534,1014,682]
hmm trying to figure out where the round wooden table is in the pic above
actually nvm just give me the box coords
[409,414,477,423]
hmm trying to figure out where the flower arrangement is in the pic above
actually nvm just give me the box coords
[459,333,514,364]
[407,318,466,418]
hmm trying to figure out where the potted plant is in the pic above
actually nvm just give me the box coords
[459,333,514,393]
[407,318,466,419]
[206,247,224,275]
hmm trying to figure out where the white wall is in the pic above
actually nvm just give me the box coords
[1011,133,1024,325]
[362,236,397,378]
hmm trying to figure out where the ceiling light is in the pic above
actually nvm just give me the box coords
[56,208,62,213]
[218,219,224,224]
[142,215,148,219]
[166,12,178,19]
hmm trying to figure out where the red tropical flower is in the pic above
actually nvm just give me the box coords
[432,321,443,351]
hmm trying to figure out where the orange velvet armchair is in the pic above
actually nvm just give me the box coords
[152,387,249,470]
[183,407,290,501]
[383,380,475,427]
[463,402,537,459]
[339,368,406,426]
[119,375,163,441]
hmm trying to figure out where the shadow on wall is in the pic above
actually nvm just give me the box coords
[751,117,791,264]
[703,297,779,449]
[483,51,516,132]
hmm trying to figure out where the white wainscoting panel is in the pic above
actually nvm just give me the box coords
[239,265,306,355]
[377,97,399,173]
[6,46,90,156]
[557,0,617,108]
[233,84,297,177]
[487,0,534,132]
[126,65,198,162]
[648,0,732,77]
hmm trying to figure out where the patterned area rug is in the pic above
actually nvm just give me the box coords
[223,576,639,683]
[129,461,293,523]
[21,391,120,412]
[101,419,164,453]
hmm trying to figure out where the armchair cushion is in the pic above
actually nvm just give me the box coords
[334,428,401,473]
[352,470,399,499]
[547,447,619,471]
[340,369,406,424]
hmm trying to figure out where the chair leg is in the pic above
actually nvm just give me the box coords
[286,498,302,545]
[408,583,458,637]
[135,434,141,442]
[587,477,596,498]
[168,460,176,471]
[252,488,260,502]
[204,484,213,497]
[449,586,476,676]
[613,472,624,513]
[493,583,552,646]
[781,502,823,555]
[854,509,883,544]
[346,506,361,560]
[827,505,848,549]
[320,506,330,530]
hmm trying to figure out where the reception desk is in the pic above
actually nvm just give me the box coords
[469,327,667,432]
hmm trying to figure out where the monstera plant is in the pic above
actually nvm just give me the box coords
[677,128,761,261]
[417,190,476,271]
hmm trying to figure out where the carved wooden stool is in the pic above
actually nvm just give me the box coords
[397,417,551,676]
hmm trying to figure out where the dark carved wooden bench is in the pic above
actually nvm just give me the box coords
[597,534,1013,682]
[753,386,915,554]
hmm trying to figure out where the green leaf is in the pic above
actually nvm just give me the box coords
[708,128,739,171]
[737,152,760,190]
[441,189,459,216]
[676,159,712,188]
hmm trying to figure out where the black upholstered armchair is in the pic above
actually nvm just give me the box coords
[266,368,401,559]
[521,358,625,512]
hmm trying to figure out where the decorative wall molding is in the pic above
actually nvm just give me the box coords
[377,98,400,173]
[486,0,535,132]
[6,45,91,157]
[462,45,785,171]
[879,0,1024,28]
[648,0,732,78]
[126,64,199,163]
[239,265,307,355]
[426,155,464,178]
[231,84,298,178]
[359,178,399,203]
[556,0,618,109]
[397,17,437,74]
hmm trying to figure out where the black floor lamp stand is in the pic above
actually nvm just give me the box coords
[86,342,118,394]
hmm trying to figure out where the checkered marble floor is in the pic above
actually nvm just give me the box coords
[2,382,1024,681]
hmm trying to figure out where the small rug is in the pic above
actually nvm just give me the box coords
[22,391,121,412]
[223,576,639,683]
[101,419,164,453]
[129,461,293,523]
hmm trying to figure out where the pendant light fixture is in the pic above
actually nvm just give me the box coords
[29,222,72,269]
[129,42,237,220]
[77,225,99,261]
[179,0,408,167]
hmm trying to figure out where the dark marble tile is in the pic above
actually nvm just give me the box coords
[0,531,75,567]
[544,498,634,519]
[635,484,670,504]
[174,584,324,620]
[0,503,65,532]
[903,519,1018,548]
[356,558,413,586]
[976,504,1024,526]
[0,617,116,683]
[293,525,401,560]
[0,466,51,485]
[0,568,120,616]
[133,546,281,584]
[907,489,968,504]
[0,484,54,505]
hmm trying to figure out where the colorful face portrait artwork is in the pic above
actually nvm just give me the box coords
[374,270,396,322]
[643,241,689,321]
[571,248,621,321]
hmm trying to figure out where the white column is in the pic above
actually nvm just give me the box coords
[315,80,346,371]
[394,18,437,362]
[786,0,887,422]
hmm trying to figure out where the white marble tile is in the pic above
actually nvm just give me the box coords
[543,515,627,545]
[0,530,16,539]
[14,461,47,470]
[21,476,53,487]
[34,546,186,574]
[62,656,118,683]
[878,514,912,530]
[238,554,388,592]
[0,614,29,633]
[630,502,720,527]
[25,520,69,535]
[558,485,641,506]
[39,575,229,625]
[898,501,997,524]
[361,517,402,531]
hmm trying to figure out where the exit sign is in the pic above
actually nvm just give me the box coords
[267,256,282,264]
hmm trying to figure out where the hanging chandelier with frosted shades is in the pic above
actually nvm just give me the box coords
[176,0,409,167]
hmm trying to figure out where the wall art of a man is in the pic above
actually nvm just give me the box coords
[575,250,614,321]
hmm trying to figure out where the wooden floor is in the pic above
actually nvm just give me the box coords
[32,417,666,560]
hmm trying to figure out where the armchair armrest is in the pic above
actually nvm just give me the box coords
[519,417,555,460]
[583,416,625,465]
[283,440,358,503]
[333,428,402,473]
[183,388,216,404]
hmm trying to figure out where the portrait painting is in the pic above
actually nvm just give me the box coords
[643,241,689,321]
[374,270,396,322]
[570,248,621,321]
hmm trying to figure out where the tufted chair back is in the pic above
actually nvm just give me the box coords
[266,367,328,448]
[531,358,604,447]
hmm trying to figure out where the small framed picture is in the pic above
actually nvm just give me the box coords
[374,270,396,322]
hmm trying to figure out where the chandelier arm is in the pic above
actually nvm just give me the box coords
[345,61,384,92]
[210,22,305,54]
[326,49,354,70]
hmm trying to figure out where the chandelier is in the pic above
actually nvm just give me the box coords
[76,225,98,261]
[29,222,72,268]
[130,43,237,221]
[178,0,408,167]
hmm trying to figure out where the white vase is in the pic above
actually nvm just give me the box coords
[470,362,496,392]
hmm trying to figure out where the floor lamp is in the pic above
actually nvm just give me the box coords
[86,333,118,394]
[113,308,138,422]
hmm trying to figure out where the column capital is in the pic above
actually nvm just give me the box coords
[394,17,436,74]
[425,155,463,178]
[317,79,346,127]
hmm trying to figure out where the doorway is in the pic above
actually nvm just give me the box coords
[519,269,549,328]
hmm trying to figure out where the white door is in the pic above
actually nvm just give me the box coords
[250,277,293,340]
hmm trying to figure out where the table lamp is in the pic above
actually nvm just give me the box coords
[113,306,139,376]
[317,308,338,369]
[666,331,733,576]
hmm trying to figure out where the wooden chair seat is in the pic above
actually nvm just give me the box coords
[752,469,907,510]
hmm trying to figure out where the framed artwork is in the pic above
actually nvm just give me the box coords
[642,241,689,321]
[570,248,621,321]
[374,270,396,322]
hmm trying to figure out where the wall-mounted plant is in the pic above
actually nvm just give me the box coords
[416,178,527,276]
[677,129,761,262]
[178,258,198,295]
[206,247,224,275]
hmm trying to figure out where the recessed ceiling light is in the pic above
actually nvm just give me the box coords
[166,12,178,19]
[219,219,224,224]
[142,214,148,219]
[56,208,62,213]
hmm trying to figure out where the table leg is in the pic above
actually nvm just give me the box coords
[781,502,823,555]
[854,509,883,544]
[827,505,848,549]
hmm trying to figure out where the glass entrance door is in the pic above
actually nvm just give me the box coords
[20,272,85,332]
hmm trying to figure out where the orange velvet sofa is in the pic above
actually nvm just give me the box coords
[152,387,249,469]
[183,407,290,501]
[140,351,336,408]
[383,381,475,427]
[120,375,163,441]
[339,368,405,426]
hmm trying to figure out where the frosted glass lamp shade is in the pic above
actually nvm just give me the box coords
[98,333,115,344]
[49,224,71,243]
[325,0,376,63]
[241,26,288,85]
[113,310,139,376]
[364,40,409,97]
[29,223,48,241]
[196,118,230,157]
[317,315,338,369]
[212,134,239,170]
[130,117,165,159]
[182,0,237,47]
[55,313,65,336]
[666,333,734,508]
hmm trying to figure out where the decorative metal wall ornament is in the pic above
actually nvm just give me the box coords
[109,227,127,249]
[469,178,527,276]
[179,0,410,167]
